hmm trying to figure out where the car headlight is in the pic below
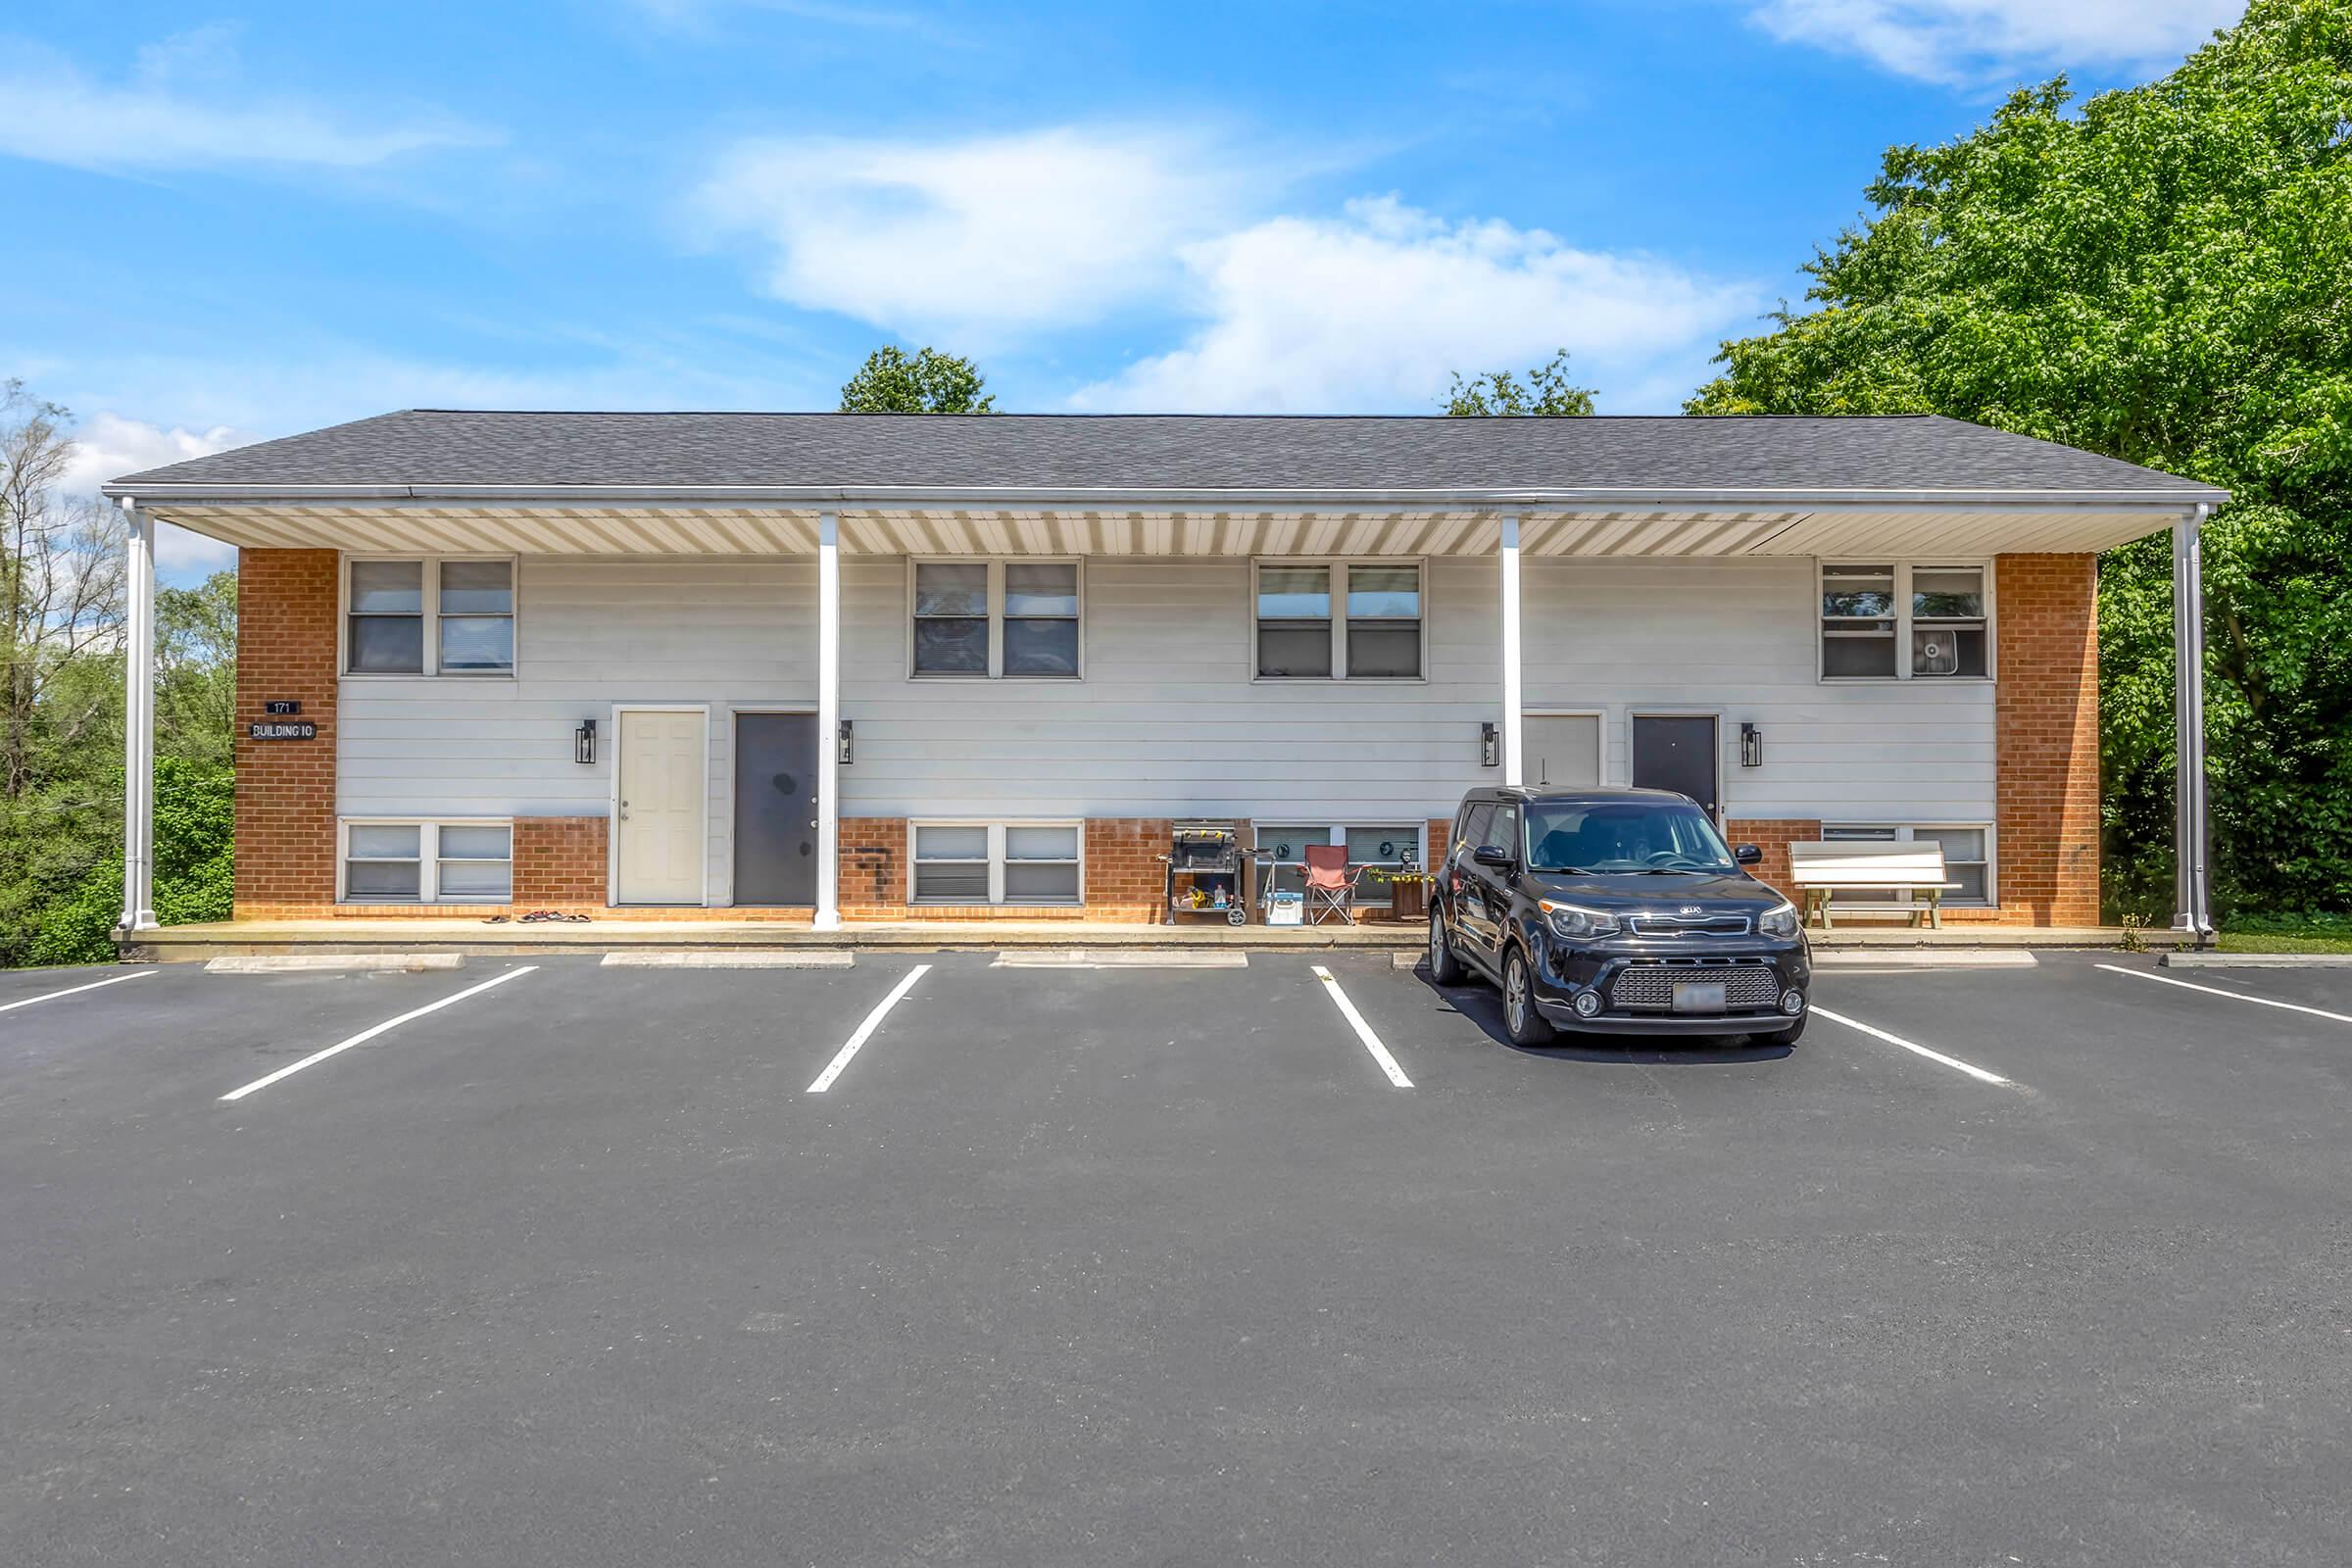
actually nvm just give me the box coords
[1757,901,1801,939]
[1540,901,1623,940]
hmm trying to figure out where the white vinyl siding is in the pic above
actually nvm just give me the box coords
[338,552,1998,875]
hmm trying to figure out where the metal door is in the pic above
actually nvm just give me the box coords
[1523,713,1601,789]
[732,712,819,906]
[1631,714,1720,818]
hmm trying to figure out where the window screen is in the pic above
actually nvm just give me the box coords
[912,564,990,676]
[1256,565,1333,677]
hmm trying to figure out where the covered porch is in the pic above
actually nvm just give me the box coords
[106,443,2220,942]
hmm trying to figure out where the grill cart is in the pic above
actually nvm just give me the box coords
[1160,822,1248,926]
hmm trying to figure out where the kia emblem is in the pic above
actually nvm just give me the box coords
[1679,905,1702,915]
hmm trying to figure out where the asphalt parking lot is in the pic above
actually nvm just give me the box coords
[6,948,2352,1566]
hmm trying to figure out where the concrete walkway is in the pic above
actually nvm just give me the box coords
[121,916,2184,962]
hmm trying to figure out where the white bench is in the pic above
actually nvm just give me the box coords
[1788,841,1962,929]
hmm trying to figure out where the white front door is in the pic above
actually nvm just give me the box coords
[616,710,707,905]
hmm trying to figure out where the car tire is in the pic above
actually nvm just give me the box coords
[1502,946,1554,1047]
[1427,909,1466,986]
[1754,1014,1806,1047]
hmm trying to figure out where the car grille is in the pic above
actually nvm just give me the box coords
[1626,913,1752,937]
[1608,959,1781,1012]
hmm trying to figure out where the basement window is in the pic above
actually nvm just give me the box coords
[341,820,513,904]
[1820,823,1991,906]
[910,821,1082,905]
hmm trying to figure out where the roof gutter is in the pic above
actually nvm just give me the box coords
[101,480,2230,511]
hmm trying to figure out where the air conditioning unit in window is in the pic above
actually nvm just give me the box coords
[1914,633,1960,675]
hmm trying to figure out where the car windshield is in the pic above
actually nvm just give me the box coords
[1522,799,1738,874]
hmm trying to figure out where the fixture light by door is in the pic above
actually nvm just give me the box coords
[837,718,855,765]
[1740,722,1763,768]
[1480,721,1499,768]
[574,718,597,765]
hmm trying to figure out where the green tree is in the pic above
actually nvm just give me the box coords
[837,345,996,414]
[158,571,237,770]
[1443,350,1595,416]
[1685,0,2352,918]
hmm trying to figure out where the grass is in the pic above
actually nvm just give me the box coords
[2216,912,2352,955]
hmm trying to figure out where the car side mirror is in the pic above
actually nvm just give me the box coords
[1472,844,1515,869]
[1734,844,1763,866]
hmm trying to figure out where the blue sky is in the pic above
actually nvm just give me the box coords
[5,0,2241,578]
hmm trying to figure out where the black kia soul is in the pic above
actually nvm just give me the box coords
[1428,787,1810,1048]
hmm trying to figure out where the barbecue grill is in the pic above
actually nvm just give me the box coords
[1161,821,1247,926]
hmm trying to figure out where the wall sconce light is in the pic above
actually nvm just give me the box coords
[837,718,855,765]
[574,717,597,765]
[1480,721,1500,768]
[1740,722,1763,768]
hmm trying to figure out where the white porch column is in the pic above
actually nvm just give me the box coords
[118,498,158,932]
[1499,513,1523,785]
[813,510,842,930]
[2173,504,2213,942]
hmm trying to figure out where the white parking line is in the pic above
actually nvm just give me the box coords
[0,969,153,1014]
[2096,962,2352,1026]
[220,965,538,1102]
[1811,1004,2015,1087]
[1310,964,1414,1088]
[807,963,931,1094]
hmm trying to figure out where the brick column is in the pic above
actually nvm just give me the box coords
[1724,818,1821,905]
[1994,554,2101,925]
[513,816,608,908]
[234,549,340,917]
[1086,817,1174,922]
[839,817,908,918]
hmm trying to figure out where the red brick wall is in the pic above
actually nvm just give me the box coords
[234,549,340,917]
[514,816,608,908]
[839,817,908,918]
[1724,818,1821,905]
[1084,817,1174,922]
[1994,554,2102,925]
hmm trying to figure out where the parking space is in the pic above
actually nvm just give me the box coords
[5,948,2352,1564]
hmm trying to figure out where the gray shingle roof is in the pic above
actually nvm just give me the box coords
[106,409,2224,501]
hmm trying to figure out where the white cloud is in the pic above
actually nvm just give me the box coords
[693,126,1260,337]
[0,26,496,172]
[61,414,256,577]
[1074,198,1756,414]
[1747,0,2241,84]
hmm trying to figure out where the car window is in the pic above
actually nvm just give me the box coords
[1522,799,1735,873]
[1456,803,1493,856]
[1482,805,1519,856]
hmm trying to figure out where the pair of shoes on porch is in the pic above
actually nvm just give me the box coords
[516,908,590,923]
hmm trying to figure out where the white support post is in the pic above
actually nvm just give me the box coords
[813,511,842,931]
[2173,504,2214,943]
[1499,513,1523,785]
[119,498,158,932]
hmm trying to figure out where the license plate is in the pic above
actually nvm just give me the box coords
[1671,981,1728,1014]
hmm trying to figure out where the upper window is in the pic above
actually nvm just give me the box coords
[1255,561,1423,680]
[1820,563,1988,680]
[910,560,1081,679]
[347,557,514,676]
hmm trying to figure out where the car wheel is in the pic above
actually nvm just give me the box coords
[1502,947,1553,1047]
[1427,908,1465,985]
[1754,1013,1806,1048]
